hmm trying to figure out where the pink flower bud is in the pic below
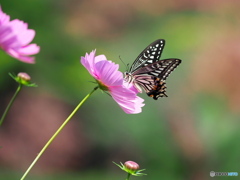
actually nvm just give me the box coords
[124,161,140,171]
[17,72,31,81]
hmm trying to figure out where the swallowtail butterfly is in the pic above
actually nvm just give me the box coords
[124,39,181,100]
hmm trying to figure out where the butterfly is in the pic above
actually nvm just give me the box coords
[124,39,181,100]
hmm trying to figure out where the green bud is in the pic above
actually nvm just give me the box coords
[9,72,37,87]
[17,72,31,81]
[113,161,146,177]
[124,161,140,171]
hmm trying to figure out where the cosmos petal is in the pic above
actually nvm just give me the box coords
[80,50,145,114]
[0,6,40,63]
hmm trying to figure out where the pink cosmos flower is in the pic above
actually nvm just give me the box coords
[81,50,144,114]
[0,6,40,63]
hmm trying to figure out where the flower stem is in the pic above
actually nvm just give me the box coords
[0,84,22,126]
[20,87,98,180]
[126,173,131,180]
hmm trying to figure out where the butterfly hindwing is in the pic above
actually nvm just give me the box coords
[132,59,181,100]
[147,77,167,100]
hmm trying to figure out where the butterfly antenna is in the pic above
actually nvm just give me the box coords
[127,63,130,72]
[119,55,128,71]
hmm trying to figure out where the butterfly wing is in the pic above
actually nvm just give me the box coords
[129,39,165,74]
[147,77,168,100]
[125,39,181,100]
[132,59,181,78]
[133,59,181,100]
[131,75,167,98]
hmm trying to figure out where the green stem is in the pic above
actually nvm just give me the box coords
[126,173,131,180]
[0,84,22,126]
[20,87,98,180]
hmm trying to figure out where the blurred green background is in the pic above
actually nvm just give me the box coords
[0,0,240,180]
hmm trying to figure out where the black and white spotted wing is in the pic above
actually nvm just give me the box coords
[129,39,165,74]
[125,39,181,100]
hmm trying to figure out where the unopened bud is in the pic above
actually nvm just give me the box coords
[17,72,31,81]
[124,161,140,171]
[113,161,146,177]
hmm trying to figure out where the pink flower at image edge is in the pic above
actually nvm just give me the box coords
[81,50,144,114]
[0,6,40,63]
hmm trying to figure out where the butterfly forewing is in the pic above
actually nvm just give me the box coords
[155,59,181,80]
[132,59,181,79]
[129,39,165,73]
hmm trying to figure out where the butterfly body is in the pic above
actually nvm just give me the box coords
[125,39,181,100]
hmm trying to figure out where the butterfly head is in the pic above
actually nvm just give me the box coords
[124,72,132,83]
[124,72,143,93]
